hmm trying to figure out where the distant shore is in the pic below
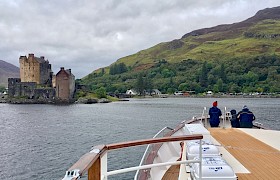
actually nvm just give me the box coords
[1,94,279,104]
[144,94,280,99]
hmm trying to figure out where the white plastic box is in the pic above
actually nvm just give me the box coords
[190,156,237,180]
[186,140,220,160]
[184,124,211,140]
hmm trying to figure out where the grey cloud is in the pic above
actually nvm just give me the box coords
[0,0,279,78]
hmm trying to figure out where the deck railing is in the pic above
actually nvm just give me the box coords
[134,126,174,179]
[62,134,203,180]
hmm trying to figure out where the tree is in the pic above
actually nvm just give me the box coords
[161,68,174,78]
[228,83,241,93]
[199,62,208,88]
[95,87,107,98]
[215,79,223,92]
[178,83,189,91]
[219,63,227,82]
[119,63,128,73]
[100,68,105,76]
[135,73,145,96]
[245,71,258,86]
[144,76,153,95]
[0,85,5,93]
[110,63,128,75]
[167,87,176,94]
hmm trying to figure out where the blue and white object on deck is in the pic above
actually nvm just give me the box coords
[186,140,220,160]
[62,169,80,180]
[191,156,237,180]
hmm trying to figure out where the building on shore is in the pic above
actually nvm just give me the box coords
[55,67,75,101]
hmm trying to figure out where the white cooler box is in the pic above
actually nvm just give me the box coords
[190,156,237,180]
[186,140,220,160]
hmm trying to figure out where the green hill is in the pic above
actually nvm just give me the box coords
[81,6,280,95]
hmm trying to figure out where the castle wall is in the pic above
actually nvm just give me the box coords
[39,62,52,86]
[69,73,75,99]
[34,88,55,100]
[20,82,37,98]
[8,78,21,97]
[8,78,55,101]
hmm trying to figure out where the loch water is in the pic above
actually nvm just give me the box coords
[0,98,279,180]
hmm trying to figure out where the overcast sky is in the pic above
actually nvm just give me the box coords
[1,0,279,78]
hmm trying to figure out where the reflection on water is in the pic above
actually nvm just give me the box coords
[0,98,279,179]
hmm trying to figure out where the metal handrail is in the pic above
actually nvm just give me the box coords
[134,126,174,180]
[108,159,201,177]
[63,135,203,180]
[107,139,203,180]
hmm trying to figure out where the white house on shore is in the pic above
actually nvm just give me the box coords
[151,89,161,95]
[126,89,138,95]
[206,91,213,96]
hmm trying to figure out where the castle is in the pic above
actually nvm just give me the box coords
[8,53,75,103]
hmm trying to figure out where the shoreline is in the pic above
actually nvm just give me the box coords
[1,94,279,104]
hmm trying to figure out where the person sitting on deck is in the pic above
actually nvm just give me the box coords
[230,109,240,128]
[237,105,255,128]
[208,101,222,127]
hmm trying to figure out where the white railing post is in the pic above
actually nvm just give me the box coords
[223,107,227,128]
[204,107,207,128]
[199,139,202,180]
[101,152,108,180]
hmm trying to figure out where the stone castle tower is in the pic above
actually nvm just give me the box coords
[19,53,52,86]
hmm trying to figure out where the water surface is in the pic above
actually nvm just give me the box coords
[0,98,279,179]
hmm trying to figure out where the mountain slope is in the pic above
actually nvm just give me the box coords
[83,6,280,94]
[0,60,20,87]
[111,6,280,71]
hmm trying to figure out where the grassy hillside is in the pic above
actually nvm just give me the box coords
[113,19,280,70]
[81,7,280,95]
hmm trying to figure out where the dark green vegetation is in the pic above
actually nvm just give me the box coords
[80,7,280,95]
[0,85,5,93]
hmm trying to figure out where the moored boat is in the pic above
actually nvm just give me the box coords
[62,107,280,180]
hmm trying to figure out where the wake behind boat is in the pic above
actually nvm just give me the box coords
[62,107,280,180]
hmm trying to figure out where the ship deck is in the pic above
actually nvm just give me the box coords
[162,128,280,180]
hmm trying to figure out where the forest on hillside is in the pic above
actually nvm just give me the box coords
[80,54,280,95]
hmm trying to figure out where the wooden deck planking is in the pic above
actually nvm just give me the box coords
[209,128,280,180]
[162,128,279,180]
[162,164,180,180]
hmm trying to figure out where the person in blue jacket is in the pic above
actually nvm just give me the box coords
[237,105,255,128]
[209,101,222,127]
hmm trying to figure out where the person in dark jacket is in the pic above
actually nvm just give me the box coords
[237,105,255,128]
[230,109,240,128]
[209,101,222,127]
